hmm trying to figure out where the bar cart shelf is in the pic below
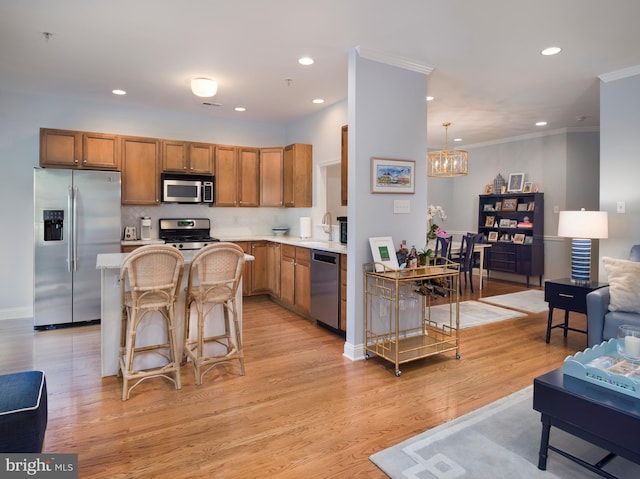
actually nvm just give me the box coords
[363,260,460,376]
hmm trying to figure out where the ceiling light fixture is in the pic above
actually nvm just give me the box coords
[427,122,468,177]
[426,96,434,101]
[112,89,126,95]
[234,107,246,112]
[536,121,547,126]
[312,98,324,104]
[541,46,562,56]
[298,57,314,66]
[191,77,218,97]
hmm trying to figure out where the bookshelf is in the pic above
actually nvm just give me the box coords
[478,192,544,286]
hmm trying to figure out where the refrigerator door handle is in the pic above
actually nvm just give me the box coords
[72,186,78,272]
[67,186,74,273]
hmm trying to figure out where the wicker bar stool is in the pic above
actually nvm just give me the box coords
[119,245,184,400]
[184,242,245,385]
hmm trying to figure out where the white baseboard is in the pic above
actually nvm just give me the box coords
[0,307,32,320]
[343,341,366,361]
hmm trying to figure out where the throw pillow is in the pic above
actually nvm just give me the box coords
[602,256,640,313]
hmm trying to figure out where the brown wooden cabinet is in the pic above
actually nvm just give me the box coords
[40,128,119,170]
[339,253,347,331]
[280,244,310,315]
[161,140,214,174]
[215,145,259,207]
[249,241,269,294]
[341,125,348,206]
[283,143,312,207]
[259,147,284,206]
[266,242,281,297]
[234,241,252,296]
[121,136,160,205]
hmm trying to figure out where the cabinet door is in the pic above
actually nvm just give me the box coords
[267,242,281,297]
[250,241,269,293]
[188,142,214,174]
[294,247,311,314]
[121,136,160,205]
[238,147,259,207]
[40,128,82,168]
[83,133,119,170]
[340,253,347,331]
[234,241,251,296]
[215,145,238,206]
[283,143,312,207]
[162,140,188,172]
[341,125,348,206]
[260,147,283,206]
[280,245,296,306]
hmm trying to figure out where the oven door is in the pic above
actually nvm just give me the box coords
[162,179,202,203]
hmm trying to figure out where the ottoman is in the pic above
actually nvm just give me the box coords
[0,370,48,453]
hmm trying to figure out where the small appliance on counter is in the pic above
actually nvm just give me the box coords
[140,217,152,240]
[337,216,347,244]
[123,226,137,240]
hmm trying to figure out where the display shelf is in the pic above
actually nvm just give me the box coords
[478,192,544,286]
[363,260,460,376]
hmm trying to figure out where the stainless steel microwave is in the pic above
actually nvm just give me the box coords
[161,173,214,203]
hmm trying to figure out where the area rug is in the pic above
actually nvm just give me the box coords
[370,386,639,478]
[479,289,548,314]
[429,301,526,329]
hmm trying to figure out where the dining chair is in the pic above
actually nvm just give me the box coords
[434,235,453,264]
[457,233,483,294]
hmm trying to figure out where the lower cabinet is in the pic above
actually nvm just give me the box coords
[339,253,347,332]
[280,244,310,315]
[234,241,252,296]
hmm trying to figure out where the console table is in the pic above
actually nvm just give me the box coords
[533,368,640,478]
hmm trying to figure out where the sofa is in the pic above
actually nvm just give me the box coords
[586,245,640,347]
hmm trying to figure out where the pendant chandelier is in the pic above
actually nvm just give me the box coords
[427,122,468,177]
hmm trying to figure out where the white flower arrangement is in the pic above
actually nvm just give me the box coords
[426,205,447,240]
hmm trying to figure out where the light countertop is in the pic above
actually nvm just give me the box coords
[97,251,255,270]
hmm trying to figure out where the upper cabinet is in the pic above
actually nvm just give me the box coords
[215,145,259,207]
[161,140,214,174]
[121,136,160,205]
[40,128,119,170]
[260,147,284,207]
[283,143,312,207]
[341,125,348,206]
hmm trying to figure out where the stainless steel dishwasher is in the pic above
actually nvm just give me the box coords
[310,249,340,329]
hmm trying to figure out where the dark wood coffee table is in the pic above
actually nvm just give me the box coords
[533,368,640,478]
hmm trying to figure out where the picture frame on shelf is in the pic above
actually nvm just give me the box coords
[507,173,525,192]
[499,218,511,228]
[523,181,533,193]
[483,204,494,211]
[494,200,502,211]
[509,219,518,228]
[370,157,415,194]
[485,215,495,227]
[488,231,498,242]
[527,201,535,211]
[523,235,533,245]
[368,236,400,272]
[513,233,525,244]
[484,184,494,194]
[500,233,511,242]
[517,203,528,211]
[502,198,518,211]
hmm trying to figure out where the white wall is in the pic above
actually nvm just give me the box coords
[599,73,640,275]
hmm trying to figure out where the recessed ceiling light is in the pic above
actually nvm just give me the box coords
[312,98,324,104]
[112,89,126,95]
[298,57,314,66]
[541,46,561,56]
[426,96,434,101]
[536,121,547,126]
[234,107,246,112]
[453,138,462,142]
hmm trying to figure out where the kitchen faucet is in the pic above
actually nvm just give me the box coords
[322,212,333,242]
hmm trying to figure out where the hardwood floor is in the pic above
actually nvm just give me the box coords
[0,277,589,478]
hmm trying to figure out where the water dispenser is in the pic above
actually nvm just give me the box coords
[43,210,64,241]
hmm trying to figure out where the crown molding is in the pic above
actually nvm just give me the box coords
[355,46,435,75]
[460,126,599,150]
[599,65,640,83]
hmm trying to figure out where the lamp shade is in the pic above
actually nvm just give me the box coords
[191,77,218,97]
[557,210,608,239]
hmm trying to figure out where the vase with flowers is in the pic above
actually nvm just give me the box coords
[426,205,447,247]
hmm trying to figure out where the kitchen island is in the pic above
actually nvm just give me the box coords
[96,249,254,377]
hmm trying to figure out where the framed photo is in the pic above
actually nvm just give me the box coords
[484,184,494,194]
[488,231,498,242]
[522,181,533,193]
[507,173,525,192]
[485,215,495,227]
[517,203,528,211]
[483,204,494,211]
[527,201,535,211]
[523,235,533,245]
[371,158,415,194]
[499,218,511,228]
[500,233,511,242]
[509,219,518,228]
[513,233,525,244]
[494,200,502,211]
[369,236,400,272]
[502,198,518,211]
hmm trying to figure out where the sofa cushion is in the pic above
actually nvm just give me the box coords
[603,256,640,313]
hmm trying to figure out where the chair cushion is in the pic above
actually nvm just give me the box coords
[0,370,47,453]
[602,256,640,313]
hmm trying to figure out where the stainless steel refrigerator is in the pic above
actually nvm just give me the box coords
[34,168,121,329]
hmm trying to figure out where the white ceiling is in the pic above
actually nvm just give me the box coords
[2,0,640,147]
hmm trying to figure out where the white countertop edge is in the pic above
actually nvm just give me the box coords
[97,252,255,270]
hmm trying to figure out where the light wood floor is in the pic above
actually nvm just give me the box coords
[0,277,589,478]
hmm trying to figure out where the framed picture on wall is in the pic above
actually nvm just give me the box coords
[370,158,415,194]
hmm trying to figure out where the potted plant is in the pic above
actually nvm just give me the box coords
[418,248,433,266]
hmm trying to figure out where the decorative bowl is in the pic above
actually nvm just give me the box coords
[272,227,289,236]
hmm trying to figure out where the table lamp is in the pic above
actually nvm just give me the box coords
[557,209,608,284]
